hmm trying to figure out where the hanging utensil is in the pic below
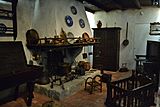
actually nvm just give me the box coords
[122,22,129,46]
[82,46,87,59]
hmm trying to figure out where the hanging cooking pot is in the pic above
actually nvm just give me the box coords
[122,22,129,46]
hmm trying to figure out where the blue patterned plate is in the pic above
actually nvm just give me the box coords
[71,6,77,15]
[65,15,73,27]
[79,18,85,28]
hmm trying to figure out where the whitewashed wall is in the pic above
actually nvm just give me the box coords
[0,0,92,64]
[2,0,160,70]
[93,7,160,69]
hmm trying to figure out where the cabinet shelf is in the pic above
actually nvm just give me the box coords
[0,8,13,20]
[0,16,12,20]
[0,33,14,37]
[0,26,14,36]
[0,0,18,40]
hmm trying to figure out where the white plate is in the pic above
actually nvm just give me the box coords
[67,32,75,44]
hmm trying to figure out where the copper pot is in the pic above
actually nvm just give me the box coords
[78,61,90,71]
[83,62,90,71]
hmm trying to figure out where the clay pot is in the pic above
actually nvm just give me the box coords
[83,62,90,71]
[78,61,85,67]
[78,61,90,71]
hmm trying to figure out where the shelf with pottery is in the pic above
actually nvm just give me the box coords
[27,39,99,51]
[26,33,100,51]
[26,28,100,51]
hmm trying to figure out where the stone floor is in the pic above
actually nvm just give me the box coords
[0,70,159,107]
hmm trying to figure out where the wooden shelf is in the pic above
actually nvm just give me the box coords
[0,8,13,20]
[27,42,99,51]
[0,0,18,40]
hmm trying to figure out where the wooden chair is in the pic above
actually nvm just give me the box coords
[84,75,102,94]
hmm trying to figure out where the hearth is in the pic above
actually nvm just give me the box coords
[50,72,79,89]
[34,70,100,100]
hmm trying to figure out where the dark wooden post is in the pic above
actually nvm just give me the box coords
[26,81,35,107]
[101,73,112,106]
[12,0,18,40]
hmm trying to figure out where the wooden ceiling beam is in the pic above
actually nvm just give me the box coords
[106,0,123,9]
[113,0,141,9]
[84,7,96,13]
[77,0,113,12]
[77,0,142,12]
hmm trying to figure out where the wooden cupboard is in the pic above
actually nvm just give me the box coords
[93,27,121,71]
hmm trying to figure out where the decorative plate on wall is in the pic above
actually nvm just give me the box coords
[79,18,85,28]
[26,29,39,45]
[67,32,75,44]
[82,32,90,42]
[70,6,77,15]
[65,15,73,27]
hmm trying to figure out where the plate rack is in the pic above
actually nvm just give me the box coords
[0,0,18,40]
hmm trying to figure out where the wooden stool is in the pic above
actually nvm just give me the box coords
[84,75,102,94]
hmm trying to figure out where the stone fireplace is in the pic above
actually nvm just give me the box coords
[26,30,100,100]
[29,45,100,100]
[34,69,100,100]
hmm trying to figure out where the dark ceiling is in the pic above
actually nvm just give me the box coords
[77,0,159,13]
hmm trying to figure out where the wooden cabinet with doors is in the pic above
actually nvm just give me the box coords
[93,27,121,71]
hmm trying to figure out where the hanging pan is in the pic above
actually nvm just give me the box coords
[122,22,129,46]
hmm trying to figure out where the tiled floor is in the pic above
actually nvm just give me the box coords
[61,70,132,107]
[1,70,158,107]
